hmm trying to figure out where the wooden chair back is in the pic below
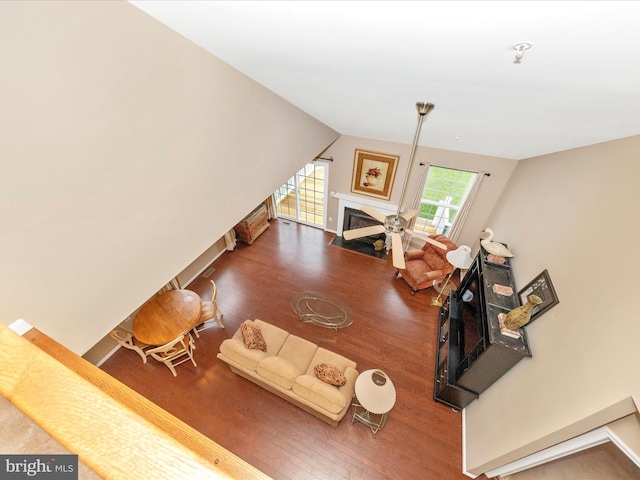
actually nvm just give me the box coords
[109,328,151,364]
[192,280,224,337]
[147,333,197,377]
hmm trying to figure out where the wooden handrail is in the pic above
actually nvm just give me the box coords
[0,324,271,480]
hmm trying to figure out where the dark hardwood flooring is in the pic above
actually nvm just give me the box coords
[100,219,473,480]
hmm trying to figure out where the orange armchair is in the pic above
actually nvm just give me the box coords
[396,234,459,295]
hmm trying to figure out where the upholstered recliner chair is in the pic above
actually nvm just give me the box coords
[396,234,459,295]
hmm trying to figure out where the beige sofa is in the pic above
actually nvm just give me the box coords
[217,319,358,426]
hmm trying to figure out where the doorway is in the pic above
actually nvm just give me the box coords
[274,162,328,229]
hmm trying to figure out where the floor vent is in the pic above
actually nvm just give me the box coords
[203,268,216,278]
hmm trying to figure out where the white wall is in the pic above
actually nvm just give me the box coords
[0,1,338,354]
[464,135,640,474]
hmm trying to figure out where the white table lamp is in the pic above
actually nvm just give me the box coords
[431,245,473,307]
[355,370,396,415]
[352,369,397,437]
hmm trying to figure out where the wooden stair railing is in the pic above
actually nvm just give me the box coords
[0,324,271,480]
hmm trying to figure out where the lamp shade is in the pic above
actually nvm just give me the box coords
[355,370,396,414]
[446,245,473,270]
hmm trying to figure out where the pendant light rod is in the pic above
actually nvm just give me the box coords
[395,102,435,220]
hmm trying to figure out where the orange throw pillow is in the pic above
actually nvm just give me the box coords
[240,322,267,352]
[314,363,346,386]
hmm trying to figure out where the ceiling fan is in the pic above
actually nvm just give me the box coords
[342,102,448,269]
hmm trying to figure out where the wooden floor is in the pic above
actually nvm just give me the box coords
[101,220,472,480]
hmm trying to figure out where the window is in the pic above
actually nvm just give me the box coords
[413,166,477,236]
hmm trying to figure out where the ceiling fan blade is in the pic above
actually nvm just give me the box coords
[405,229,448,250]
[342,225,386,240]
[360,205,387,224]
[400,209,419,221]
[391,233,406,269]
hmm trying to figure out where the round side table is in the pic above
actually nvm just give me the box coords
[351,369,396,437]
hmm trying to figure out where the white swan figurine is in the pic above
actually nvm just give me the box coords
[480,228,514,257]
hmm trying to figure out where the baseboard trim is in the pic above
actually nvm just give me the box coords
[182,248,228,287]
[95,344,122,368]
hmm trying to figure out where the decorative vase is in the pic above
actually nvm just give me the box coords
[365,175,378,186]
[503,294,542,330]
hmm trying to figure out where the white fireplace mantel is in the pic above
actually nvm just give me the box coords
[333,192,398,236]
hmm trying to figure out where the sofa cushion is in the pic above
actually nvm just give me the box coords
[219,338,268,371]
[219,320,290,371]
[314,363,347,386]
[304,347,357,376]
[293,375,348,413]
[403,259,434,283]
[253,319,290,356]
[276,334,318,374]
[257,356,299,390]
[240,322,267,351]
[422,235,458,271]
[423,254,449,272]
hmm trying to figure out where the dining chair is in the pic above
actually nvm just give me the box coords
[147,333,197,377]
[157,276,181,295]
[109,327,152,364]
[192,280,224,337]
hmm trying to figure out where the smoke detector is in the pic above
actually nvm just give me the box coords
[513,42,532,64]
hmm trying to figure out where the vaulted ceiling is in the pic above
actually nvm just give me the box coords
[130,1,640,160]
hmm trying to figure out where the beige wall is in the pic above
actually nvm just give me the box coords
[464,135,640,474]
[0,1,338,354]
[175,236,228,288]
[321,135,518,247]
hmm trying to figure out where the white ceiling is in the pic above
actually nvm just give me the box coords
[129,1,640,160]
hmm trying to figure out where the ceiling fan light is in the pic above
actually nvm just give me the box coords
[512,41,533,64]
[384,215,407,234]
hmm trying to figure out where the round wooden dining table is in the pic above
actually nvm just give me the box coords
[132,290,202,345]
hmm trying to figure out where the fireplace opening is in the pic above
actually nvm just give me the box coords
[330,207,388,260]
[342,207,386,243]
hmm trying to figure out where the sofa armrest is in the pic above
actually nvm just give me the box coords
[338,366,359,399]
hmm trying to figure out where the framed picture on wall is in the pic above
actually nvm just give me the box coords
[517,269,559,323]
[351,149,399,201]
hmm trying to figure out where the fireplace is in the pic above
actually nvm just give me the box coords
[342,207,386,243]
[331,193,398,259]
[334,192,397,237]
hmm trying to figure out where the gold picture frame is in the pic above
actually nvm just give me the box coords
[351,149,399,201]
